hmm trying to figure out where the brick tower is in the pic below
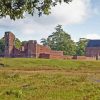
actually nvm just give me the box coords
[4,32,15,57]
[27,40,37,58]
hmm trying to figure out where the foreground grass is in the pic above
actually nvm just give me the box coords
[0,58,100,70]
[0,58,100,100]
[0,71,100,100]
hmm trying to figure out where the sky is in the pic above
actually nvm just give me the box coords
[0,0,100,42]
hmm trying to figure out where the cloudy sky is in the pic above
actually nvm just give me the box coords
[0,0,100,42]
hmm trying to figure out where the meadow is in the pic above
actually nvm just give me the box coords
[0,58,100,100]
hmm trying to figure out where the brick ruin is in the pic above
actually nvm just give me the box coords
[2,31,100,60]
[4,32,64,59]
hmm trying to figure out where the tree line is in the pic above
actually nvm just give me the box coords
[0,25,88,56]
[41,25,88,56]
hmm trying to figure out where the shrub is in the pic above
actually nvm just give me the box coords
[5,89,22,98]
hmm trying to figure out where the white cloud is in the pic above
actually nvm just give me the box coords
[31,0,91,25]
[0,0,92,42]
[85,34,100,39]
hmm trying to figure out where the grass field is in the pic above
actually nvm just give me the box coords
[0,58,100,100]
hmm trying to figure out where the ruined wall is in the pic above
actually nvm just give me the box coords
[36,44,64,59]
[49,50,63,59]
[3,32,97,60]
[63,56,73,60]
[26,40,37,58]
[50,50,63,56]
[73,56,87,60]
[13,47,21,57]
[39,53,50,59]
[37,45,51,54]
[4,32,15,57]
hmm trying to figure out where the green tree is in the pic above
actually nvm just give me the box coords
[76,38,88,56]
[0,38,5,54]
[0,0,72,20]
[41,25,76,55]
[41,38,48,46]
[15,38,22,49]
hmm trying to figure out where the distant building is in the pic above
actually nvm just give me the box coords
[4,32,64,59]
[86,40,100,60]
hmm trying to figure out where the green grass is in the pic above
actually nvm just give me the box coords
[0,58,100,70]
[0,58,100,100]
[0,72,100,100]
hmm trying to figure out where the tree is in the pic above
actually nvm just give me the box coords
[15,38,22,49]
[41,25,76,55]
[76,38,88,56]
[0,38,5,54]
[41,38,48,46]
[0,0,72,20]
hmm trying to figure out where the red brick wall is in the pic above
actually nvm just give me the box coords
[37,45,51,55]
[36,44,64,59]
[50,50,63,56]
[73,56,87,60]
[4,32,15,57]
[63,56,73,60]
[13,47,21,57]
[39,53,63,59]
[39,53,50,59]
[4,32,97,60]
[27,40,37,57]
[49,55,63,59]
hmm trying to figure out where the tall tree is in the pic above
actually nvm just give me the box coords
[0,0,72,20]
[41,25,76,55]
[0,38,5,54]
[76,38,88,56]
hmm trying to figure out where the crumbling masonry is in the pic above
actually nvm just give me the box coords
[3,31,99,60]
[4,32,64,59]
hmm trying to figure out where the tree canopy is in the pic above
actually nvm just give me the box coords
[0,38,5,54]
[41,25,76,55]
[41,25,89,56]
[0,0,72,20]
[76,38,88,56]
[0,25,89,56]
[15,38,22,49]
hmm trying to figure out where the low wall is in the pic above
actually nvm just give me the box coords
[39,53,63,59]
[39,53,50,59]
[86,57,96,60]
[73,56,87,60]
[63,56,73,60]
[39,53,97,60]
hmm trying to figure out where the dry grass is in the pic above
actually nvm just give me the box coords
[0,58,100,100]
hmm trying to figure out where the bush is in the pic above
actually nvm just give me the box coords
[5,89,22,98]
